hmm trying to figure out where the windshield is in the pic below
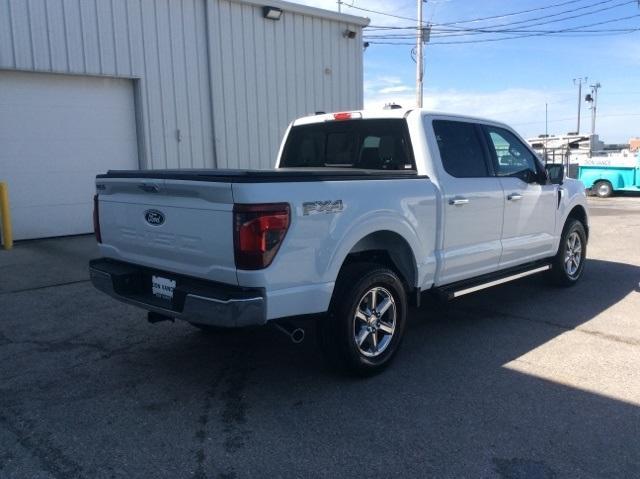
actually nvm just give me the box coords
[280,119,415,170]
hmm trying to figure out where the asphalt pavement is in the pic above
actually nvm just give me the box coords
[1,195,639,478]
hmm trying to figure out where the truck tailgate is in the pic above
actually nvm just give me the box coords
[96,178,237,285]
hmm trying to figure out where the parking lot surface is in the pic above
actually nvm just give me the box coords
[1,195,639,478]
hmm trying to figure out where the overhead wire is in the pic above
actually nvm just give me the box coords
[364,28,640,40]
[363,13,640,45]
[353,0,639,46]
[362,0,638,40]
[347,0,593,25]
[350,0,616,28]
[365,0,623,32]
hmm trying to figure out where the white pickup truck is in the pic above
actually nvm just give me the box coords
[90,108,589,374]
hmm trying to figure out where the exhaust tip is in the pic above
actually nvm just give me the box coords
[290,328,305,344]
[273,321,305,344]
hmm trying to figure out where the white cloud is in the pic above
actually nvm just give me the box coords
[291,1,639,143]
[378,85,414,94]
[363,82,637,142]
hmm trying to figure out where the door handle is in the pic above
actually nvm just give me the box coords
[449,197,470,206]
[507,193,523,201]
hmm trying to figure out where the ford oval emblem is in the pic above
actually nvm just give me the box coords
[144,209,165,226]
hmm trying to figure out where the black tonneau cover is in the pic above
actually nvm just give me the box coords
[97,168,426,183]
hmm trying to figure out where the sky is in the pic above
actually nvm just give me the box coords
[296,0,640,143]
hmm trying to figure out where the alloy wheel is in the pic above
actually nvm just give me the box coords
[564,231,582,276]
[353,286,397,358]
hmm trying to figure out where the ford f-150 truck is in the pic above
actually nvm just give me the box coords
[90,108,589,375]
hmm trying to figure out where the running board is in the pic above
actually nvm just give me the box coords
[435,263,552,300]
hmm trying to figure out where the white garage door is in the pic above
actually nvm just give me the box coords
[0,71,138,240]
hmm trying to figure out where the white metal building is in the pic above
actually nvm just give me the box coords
[0,0,368,240]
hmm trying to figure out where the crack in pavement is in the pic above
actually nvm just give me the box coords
[220,356,251,455]
[0,332,148,386]
[0,412,83,479]
[0,279,90,295]
[193,367,227,479]
[193,350,252,479]
[0,330,146,358]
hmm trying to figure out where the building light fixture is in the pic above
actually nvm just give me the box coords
[343,29,356,39]
[263,6,283,20]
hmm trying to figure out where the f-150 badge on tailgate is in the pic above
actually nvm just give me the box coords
[144,209,165,226]
[302,200,343,216]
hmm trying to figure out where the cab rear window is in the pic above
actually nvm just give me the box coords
[280,119,415,170]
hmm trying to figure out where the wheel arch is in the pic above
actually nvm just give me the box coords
[566,204,589,239]
[342,230,418,288]
[581,171,620,189]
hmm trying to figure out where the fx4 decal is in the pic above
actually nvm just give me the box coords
[302,200,344,216]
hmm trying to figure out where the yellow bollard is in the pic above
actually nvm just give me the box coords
[0,182,13,250]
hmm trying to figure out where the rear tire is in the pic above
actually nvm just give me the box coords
[548,219,587,287]
[318,262,407,376]
[593,180,612,198]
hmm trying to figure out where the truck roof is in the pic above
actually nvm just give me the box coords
[292,108,511,129]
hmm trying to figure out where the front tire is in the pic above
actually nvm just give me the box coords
[593,180,613,198]
[548,219,587,287]
[318,262,407,376]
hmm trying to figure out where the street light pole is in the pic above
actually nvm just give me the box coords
[416,0,424,107]
[545,102,548,161]
[590,82,601,137]
[573,77,587,134]
[585,82,601,157]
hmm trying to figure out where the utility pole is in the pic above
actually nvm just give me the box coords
[545,102,548,162]
[416,0,424,107]
[585,82,601,156]
[573,77,587,134]
[416,1,430,107]
[337,0,342,13]
[589,82,601,137]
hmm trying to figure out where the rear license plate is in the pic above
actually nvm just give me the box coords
[152,275,176,301]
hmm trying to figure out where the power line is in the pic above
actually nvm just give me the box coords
[440,0,596,25]
[437,0,636,36]
[364,0,637,39]
[343,4,419,23]
[364,27,640,40]
[366,27,640,41]
[364,13,640,45]
[356,0,620,28]
[350,0,592,25]
[366,28,640,44]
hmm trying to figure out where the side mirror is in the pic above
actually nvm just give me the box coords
[545,164,565,185]
[514,168,538,183]
[537,168,550,185]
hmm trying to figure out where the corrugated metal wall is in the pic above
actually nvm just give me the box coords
[0,0,365,170]
[208,0,365,169]
[0,0,214,170]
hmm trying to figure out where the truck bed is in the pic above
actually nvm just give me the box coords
[97,168,425,183]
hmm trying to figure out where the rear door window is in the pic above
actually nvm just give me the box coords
[432,120,490,178]
[280,119,415,170]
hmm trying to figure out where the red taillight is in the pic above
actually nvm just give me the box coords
[233,203,290,270]
[93,194,102,243]
[333,112,352,121]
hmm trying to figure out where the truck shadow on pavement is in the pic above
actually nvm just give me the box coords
[1,258,639,478]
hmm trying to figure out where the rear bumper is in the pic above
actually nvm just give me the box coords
[89,258,266,328]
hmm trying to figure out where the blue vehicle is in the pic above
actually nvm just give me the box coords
[578,152,640,197]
